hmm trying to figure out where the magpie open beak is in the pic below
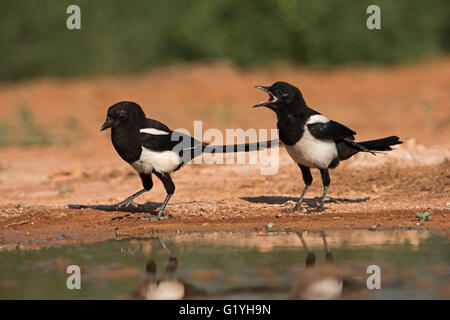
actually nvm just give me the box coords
[252,86,278,108]
[100,118,112,131]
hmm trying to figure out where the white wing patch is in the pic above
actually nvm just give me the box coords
[140,128,170,135]
[307,114,329,124]
[131,147,181,174]
[284,114,337,169]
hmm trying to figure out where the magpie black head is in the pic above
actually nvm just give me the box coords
[100,101,146,131]
[252,81,306,111]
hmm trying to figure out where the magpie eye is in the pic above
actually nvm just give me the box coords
[275,90,288,98]
[279,92,290,103]
[118,110,127,119]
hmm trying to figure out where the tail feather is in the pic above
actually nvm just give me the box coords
[358,136,402,151]
[177,139,279,164]
[337,136,402,160]
[202,139,279,154]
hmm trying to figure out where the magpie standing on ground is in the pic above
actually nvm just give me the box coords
[253,81,402,212]
[100,101,274,221]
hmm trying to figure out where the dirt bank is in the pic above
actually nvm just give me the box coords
[0,58,449,247]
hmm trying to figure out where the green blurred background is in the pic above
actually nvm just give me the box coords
[1,0,449,82]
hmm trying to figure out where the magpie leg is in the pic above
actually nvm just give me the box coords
[115,174,153,209]
[317,169,330,211]
[112,189,149,221]
[144,261,157,282]
[159,236,174,258]
[157,237,178,280]
[296,231,316,268]
[162,255,178,281]
[283,164,312,213]
[116,188,148,209]
[111,174,154,221]
[139,172,174,221]
[141,193,173,221]
[321,231,334,264]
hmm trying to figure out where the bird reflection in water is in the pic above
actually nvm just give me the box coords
[289,231,345,299]
[122,233,368,300]
[126,237,207,300]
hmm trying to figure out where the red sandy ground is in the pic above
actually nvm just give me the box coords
[0,58,449,248]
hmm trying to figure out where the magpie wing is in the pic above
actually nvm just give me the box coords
[140,131,178,152]
[140,131,204,163]
[307,120,356,141]
[144,118,171,132]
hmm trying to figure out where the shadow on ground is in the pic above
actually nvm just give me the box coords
[68,202,162,213]
[240,196,370,209]
[68,202,165,220]
[67,199,196,220]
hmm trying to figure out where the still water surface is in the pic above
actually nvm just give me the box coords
[0,229,448,299]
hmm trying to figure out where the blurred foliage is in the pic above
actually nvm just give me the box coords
[18,107,54,146]
[0,0,449,81]
[0,121,10,146]
[0,104,82,147]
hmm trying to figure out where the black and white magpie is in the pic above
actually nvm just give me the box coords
[253,81,402,212]
[101,101,274,220]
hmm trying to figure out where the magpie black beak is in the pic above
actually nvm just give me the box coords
[252,86,278,108]
[100,118,112,131]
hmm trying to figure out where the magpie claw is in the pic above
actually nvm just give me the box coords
[116,199,140,209]
[282,205,303,213]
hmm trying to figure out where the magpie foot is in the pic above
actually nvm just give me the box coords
[116,198,140,209]
[282,206,302,213]
[138,214,173,221]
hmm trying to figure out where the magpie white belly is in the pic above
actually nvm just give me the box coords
[131,147,181,174]
[284,131,337,169]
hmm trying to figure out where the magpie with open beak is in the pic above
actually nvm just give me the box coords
[101,101,274,221]
[253,81,402,212]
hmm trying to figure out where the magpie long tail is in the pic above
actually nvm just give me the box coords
[202,139,279,154]
[338,136,402,160]
[358,136,402,152]
[178,139,279,164]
